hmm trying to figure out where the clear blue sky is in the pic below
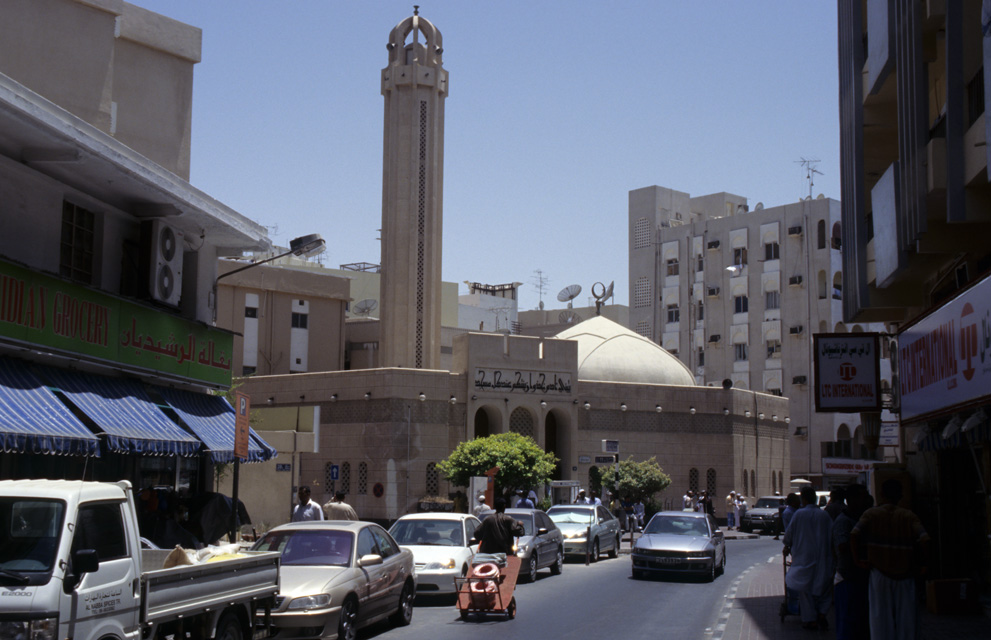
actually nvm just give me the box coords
[135,1,840,311]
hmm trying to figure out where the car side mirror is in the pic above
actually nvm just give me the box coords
[536,527,549,536]
[357,554,383,568]
[64,549,99,592]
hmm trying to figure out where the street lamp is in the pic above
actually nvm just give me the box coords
[216,233,326,281]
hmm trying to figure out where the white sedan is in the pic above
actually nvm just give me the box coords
[388,512,480,595]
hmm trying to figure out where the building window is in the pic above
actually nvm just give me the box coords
[743,470,748,496]
[751,470,756,496]
[635,320,651,338]
[666,258,679,276]
[734,343,748,362]
[697,301,704,321]
[426,462,439,496]
[634,277,651,308]
[697,347,705,367]
[767,388,783,396]
[341,462,351,494]
[666,304,680,324]
[696,254,704,272]
[764,242,780,260]
[689,468,699,493]
[733,247,748,266]
[734,295,749,313]
[817,220,826,249]
[324,462,336,495]
[634,217,650,249]
[245,306,258,318]
[242,366,256,376]
[706,468,717,495]
[766,339,781,358]
[765,290,780,310]
[291,312,308,329]
[60,201,96,284]
[357,462,368,495]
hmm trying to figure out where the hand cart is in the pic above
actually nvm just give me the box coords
[455,555,520,621]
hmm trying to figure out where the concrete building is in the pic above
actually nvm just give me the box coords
[838,0,991,583]
[0,1,275,499]
[628,185,893,488]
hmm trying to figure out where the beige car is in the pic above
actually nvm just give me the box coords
[251,520,415,640]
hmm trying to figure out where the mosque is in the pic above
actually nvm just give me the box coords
[234,10,790,525]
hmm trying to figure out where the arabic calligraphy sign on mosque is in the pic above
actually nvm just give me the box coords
[0,259,233,387]
[473,368,573,394]
[812,333,882,412]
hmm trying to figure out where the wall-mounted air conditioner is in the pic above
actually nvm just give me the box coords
[707,240,720,250]
[792,375,807,385]
[145,220,183,307]
[787,226,803,236]
[707,286,720,297]
[788,275,803,285]
[789,325,804,335]
[708,334,721,343]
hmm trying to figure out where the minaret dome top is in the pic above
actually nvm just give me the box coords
[386,10,443,66]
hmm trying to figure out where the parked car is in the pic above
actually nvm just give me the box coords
[631,511,726,581]
[252,520,415,639]
[546,504,621,561]
[477,508,565,581]
[388,512,480,595]
[739,495,786,534]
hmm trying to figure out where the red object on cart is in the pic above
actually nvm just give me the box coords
[455,556,520,620]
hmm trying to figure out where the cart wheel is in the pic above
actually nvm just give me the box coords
[507,597,516,619]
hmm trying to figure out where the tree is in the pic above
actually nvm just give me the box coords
[437,432,557,497]
[600,457,671,503]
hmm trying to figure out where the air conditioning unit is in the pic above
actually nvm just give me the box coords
[792,375,807,385]
[708,334,721,343]
[788,275,803,285]
[787,226,803,236]
[707,286,720,297]
[146,220,183,307]
[789,325,804,335]
[707,240,720,250]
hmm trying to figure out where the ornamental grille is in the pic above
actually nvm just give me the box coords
[772,471,777,494]
[706,468,717,495]
[426,462,439,496]
[750,470,756,497]
[778,472,784,493]
[415,100,428,368]
[323,462,335,495]
[634,217,650,249]
[743,470,748,496]
[509,407,535,439]
[634,276,651,308]
[341,462,351,495]
[358,462,368,495]
[635,320,651,339]
[689,468,699,493]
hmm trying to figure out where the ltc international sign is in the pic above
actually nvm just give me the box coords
[813,333,882,412]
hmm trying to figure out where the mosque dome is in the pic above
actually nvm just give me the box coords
[554,316,696,386]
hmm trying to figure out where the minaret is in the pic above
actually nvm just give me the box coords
[379,8,448,369]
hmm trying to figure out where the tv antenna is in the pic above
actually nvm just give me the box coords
[530,269,550,310]
[352,298,378,317]
[795,157,822,200]
[556,284,582,309]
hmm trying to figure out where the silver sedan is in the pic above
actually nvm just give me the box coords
[251,521,415,640]
[630,511,726,581]
[546,504,621,561]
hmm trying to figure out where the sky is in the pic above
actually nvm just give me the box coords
[133,1,841,312]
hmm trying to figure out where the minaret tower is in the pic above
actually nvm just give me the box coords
[379,8,448,369]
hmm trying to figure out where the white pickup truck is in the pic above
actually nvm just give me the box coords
[0,479,279,640]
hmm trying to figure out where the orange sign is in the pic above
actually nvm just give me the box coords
[234,392,250,460]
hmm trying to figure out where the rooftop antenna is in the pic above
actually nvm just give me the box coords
[795,157,822,200]
[530,269,550,310]
[556,284,582,309]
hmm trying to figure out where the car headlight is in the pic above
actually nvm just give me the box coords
[686,552,712,559]
[515,543,529,555]
[288,594,332,610]
[0,618,58,640]
[423,558,456,570]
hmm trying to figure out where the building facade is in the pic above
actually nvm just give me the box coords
[628,185,893,486]
[838,0,991,582]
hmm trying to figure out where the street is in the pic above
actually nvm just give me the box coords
[358,536,783,640]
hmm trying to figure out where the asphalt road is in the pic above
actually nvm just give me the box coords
[359,536,784,640]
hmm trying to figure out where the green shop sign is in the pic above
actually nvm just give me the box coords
[0,260,232,387]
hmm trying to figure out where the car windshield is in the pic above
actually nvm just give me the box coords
[389,519,465,546]
[644,515,709,537]
[0,498,64,574]
[252,529,353,567]
[755,498,782,509]
[504,514,534,536]
[547,507,594,525]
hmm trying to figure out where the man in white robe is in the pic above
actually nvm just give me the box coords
[782,486,835,630]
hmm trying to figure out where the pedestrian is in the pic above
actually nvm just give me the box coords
[833,484,873,640]
[825,486,847,521]
[725,491,737,529]
[779,492,800,539]
[633,499,645,530]
[518,490,536,509]
[683,489,694,511]
[590,490,602,506]
[850,479,930,640]
[322,491,358,520]
[782,486,834,631]
[472,492,491,516]
[575,489,590,504]
[291,486,324,522]
[472,497,525,555]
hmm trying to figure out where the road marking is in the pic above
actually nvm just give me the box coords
[704,562,760,640]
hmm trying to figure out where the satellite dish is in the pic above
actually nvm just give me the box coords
[558,310,582,325]
[557,284,582,308]
[353,298,378,316]
[754,202,764,211]
[604,281,614,302]
[816,193,825,200]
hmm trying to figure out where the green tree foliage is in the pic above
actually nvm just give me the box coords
[437,432,557,497]
[600,457,671,503]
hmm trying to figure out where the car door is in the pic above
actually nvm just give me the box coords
[355,527,388,619]
[370,526,408,610]
[706,514,725,562]
[463,517,479,556]
[597,506,618,549]
[535,512,556,566]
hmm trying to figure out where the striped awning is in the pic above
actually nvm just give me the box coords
[157,387,277,464]
[0,358,100,456]
[41,367,201,457]
[917,423,991,452]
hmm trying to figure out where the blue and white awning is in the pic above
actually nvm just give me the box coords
[0,358,100,456]
[157,387,277,464]
[41,367,202,457]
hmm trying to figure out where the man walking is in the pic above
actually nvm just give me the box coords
[323,491,358,520]
[291,486,324,522]
[851,479,929,640]
[473,497,525,555]
[833,484,872,640]
[782,486,834,630]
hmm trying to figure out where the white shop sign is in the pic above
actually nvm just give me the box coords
[822,457,876,477]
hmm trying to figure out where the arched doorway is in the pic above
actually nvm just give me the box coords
[473,405,502,439]
[544,409,570,480]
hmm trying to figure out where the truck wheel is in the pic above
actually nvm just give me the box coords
[338,596,358,640]
[390,579,414,627]
[215,612,243,640]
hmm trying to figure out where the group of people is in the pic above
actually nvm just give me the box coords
[781,481,929,639]
[682,489,728,518]
[290,486,359,521]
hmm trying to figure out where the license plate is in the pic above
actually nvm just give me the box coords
[656,557,681,564]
